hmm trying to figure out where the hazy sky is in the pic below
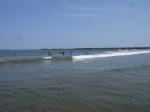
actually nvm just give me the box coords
[0,0,150,49]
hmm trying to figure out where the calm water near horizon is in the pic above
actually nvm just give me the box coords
[0,49,150,112]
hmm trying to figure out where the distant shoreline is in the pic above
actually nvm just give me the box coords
[40,47,150,51]
[1,47,150,51]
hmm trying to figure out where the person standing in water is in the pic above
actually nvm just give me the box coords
[48,50,52,56]
[70,50,72,56]
[61,49,65,56]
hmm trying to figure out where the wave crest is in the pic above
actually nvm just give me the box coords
[73,50,150,60]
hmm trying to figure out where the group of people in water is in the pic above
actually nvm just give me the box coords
[12,50,72,57]
[12,49,89,57]
[48,49,72,56]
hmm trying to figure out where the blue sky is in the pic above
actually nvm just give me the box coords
[0,0,150,49]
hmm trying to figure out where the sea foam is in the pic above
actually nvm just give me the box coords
[42,56,52,59]
[73,50,150,60]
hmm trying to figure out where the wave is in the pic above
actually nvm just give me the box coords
[43,56,72,60]
[42,56,52,59]
[73,50,150,60]
[0,50,150,64]
[0,56,72,64]
[0,57,44,64]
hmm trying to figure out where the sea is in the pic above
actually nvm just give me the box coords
[0,48,150,112]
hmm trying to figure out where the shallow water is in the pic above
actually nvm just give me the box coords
[0,49,150,112]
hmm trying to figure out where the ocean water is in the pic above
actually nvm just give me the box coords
[0,49,150,112]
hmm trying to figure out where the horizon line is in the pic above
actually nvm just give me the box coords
[1,46,150,50]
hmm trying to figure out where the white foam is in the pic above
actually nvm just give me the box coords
[42,56,52,60]
[73,50,150,61]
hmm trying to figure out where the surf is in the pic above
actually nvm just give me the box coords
[73,50,150,60]
[1,50,150,63]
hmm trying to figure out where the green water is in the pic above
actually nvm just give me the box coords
[0,51,150,112]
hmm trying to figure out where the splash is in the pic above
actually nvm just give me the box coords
[73,50,150,61]
[42,56,52,60]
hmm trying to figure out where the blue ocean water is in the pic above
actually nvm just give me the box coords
[0,49,150,112]
[0,49,105,63]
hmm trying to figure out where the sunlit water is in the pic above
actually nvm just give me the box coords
[0,49,150,112]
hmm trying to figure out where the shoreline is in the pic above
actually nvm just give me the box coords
[40,47,150,51]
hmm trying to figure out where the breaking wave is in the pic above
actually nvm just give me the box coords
[42,56,52,60]
[73,50,150,60]
[1,50,150,64]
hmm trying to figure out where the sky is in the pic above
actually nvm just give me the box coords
[0,0,150,49]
